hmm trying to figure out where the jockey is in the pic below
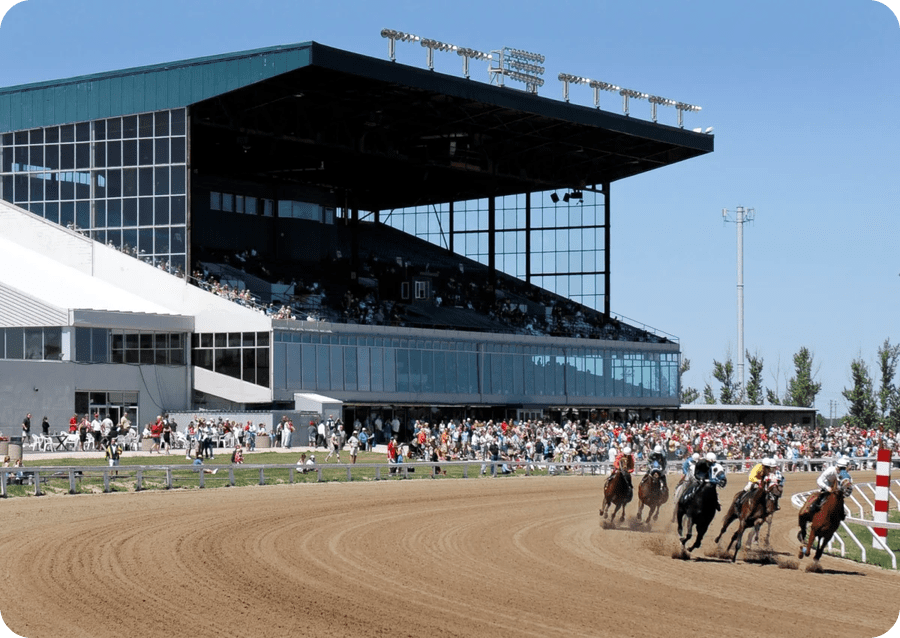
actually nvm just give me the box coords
[735,457,776,508]
[706,452,727,488]
[646,445,668,488]
[803,457,852,518]
[680,452,719,503]
[612,446,636,499]
[674,452,700,502]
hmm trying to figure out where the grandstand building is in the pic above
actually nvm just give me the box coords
[0,41,713,434]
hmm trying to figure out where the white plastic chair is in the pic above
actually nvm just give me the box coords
[29,434,42,451]
[38,434,54,452]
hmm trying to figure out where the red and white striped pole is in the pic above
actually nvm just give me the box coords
[874,446,892,550]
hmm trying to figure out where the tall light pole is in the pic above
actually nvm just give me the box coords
[722,206,755,398]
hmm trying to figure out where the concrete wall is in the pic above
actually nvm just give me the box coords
[0,360,191,438]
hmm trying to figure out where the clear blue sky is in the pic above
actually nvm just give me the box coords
[0,0,898,419]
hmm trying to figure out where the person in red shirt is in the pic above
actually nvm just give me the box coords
[150,417,164,454]
[387,437,399,475]
[69,414,78,433]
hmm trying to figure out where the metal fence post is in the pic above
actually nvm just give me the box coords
[68,469,77,494]
[136,469,143,491]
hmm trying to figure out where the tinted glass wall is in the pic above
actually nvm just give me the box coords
[273,329,678,403]
[0,109,188,273]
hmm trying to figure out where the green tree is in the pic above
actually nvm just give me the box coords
[712,358,739,404]
[876,339,900,430]
[842,357,878,429]
[784,347,821,408]
[679,357,700,405]
[744,350,764,405]
[702,383,716,404]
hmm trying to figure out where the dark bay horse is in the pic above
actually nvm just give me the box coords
[677,481,720,553]
[798,478,852,562]
[636,469,669,525]
[748,481,783,547]
[714,478,778,562]
[600,469,632,523]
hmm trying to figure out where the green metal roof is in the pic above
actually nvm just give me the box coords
[0,42,315,132]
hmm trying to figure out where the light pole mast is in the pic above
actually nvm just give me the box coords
[722,206,755,399]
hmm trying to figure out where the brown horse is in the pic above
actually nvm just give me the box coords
[798,478,852,562]
[600,469,632,523]
[714,477,778,562]
[636,469,669,525]
[747,481,783,547]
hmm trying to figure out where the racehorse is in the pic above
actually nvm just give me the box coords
[747,481,783,547]
[714,477,778,562]
[600,468,632,523]
[636,469,669,524]
[676,481,720,553]
[798,478,852,562]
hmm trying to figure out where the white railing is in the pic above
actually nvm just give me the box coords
[791,480,900,569]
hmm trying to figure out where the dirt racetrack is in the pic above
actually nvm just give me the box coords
[0,470,898,638]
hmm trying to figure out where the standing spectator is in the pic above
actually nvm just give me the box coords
[281,419,293,449]
[68,413,78,433]
[348,430,360,464]
[307,421,317,447]
[78,415,89,451]
[358,428,369,453]
[325,430,342,463]
[387,436,398,474]
[150,417,163,454]
[22,413,31,440]
[105,438,123,476]
[91,413,103,450]
[161,421,172,455]
[247,421,257,452]
[317,420,326,448]
[41,416,50,436]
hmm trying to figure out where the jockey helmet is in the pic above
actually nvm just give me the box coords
[762,457,776,468]
[691,452,700,462]
[836,457,849,468]
[705,452,716,463]
[623,447,631,455]
[653,445,663,455]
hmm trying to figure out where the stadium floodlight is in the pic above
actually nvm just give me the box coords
[507,48,545,64]
[457,47,492,79]
[381,28,421,62]
[558,73,591,102]
[588,80,621,109]
[490,46,546,94]
[675,102,702,128]
[647,95,677,123]
[619,88,649,116]
[420,38,459,70]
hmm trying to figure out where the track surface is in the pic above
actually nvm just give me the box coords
[0,470,898,638]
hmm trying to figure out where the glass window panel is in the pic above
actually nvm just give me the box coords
[75,143,90,168]
[122,139,137,165]
[170,167,185,194]
[59,124,74,143]
[107,199,122,226]
[123,168,137,197]
[344,347,357,391]
[154,111,169,137]
[75,327,91,362]
[5,328,23,359]
[370,347,383,392]
[94,119,106,141]
[60,202,74,227]
[92,328,108,363]
[139,197,153,226]
[171,109,185,136]
[242,348,256,384]
[171,196,186,224]
[330,346,343,390]
[357,346,370,392]
[256,346,269,388]
[60,144,74,170]
[139,167,152,196]
[24,328,42,360]
[316,345,329,390]
[155,197,169,225]
[219,348,241,379]
[139,139,153,165]
[170,138,185,164]
[122,116,137,138]
[302,344,316,387]
[138,114,154,138]
[421,350,433,393]
[107,141,121,167]
[76,201,90,229]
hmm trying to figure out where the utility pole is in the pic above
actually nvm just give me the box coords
[722,206,755,399]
